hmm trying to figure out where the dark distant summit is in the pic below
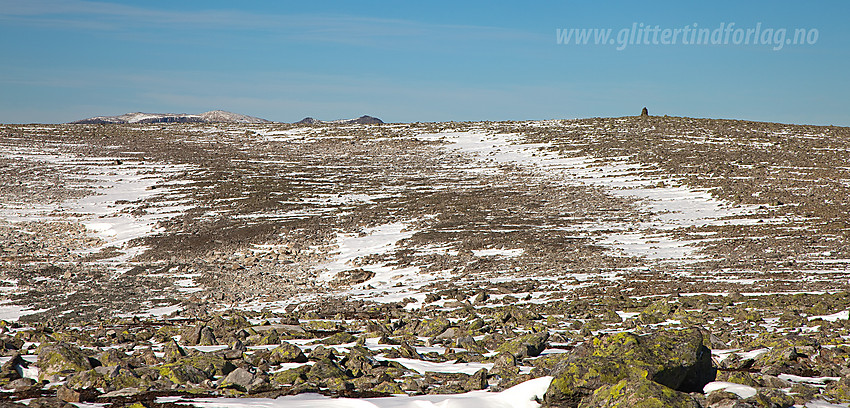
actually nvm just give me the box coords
[294,115,384,125]
[71,110,271,124]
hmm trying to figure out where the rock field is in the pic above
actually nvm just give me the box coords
[0,116,849,407]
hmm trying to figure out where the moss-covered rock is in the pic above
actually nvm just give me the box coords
[374,380,404,394]
[37,343,94,381]
[417,317,451,338]
[320,332,356,345]
[825,376,850,402]
[307,358,349,381]
[580,378,701,408]
[743,388,795,408]
[638,299,676,325]
[343,346,380,377]
[96,348,129,367]
[162,339,187,363]
[544,328,715,407]
[270,366,309,386]
[159,353,234,385]
[66,367,144,391]
[158,363,209,385]
[269,343,308,363]
[496,331,549,359]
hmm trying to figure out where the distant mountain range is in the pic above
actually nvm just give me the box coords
[71,110,271,124]
[70,111,385,125]
[294,115,384,125]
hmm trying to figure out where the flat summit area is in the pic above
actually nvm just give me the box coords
[1,117,849,407]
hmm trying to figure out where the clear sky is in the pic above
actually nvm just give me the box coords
[1,1,848,125]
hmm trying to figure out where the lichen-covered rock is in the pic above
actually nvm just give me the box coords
[496,331,549,359]
[825,375,850,402]
[374,380,404,394]
[638,299,676,325]
[544,328,714,407]
[456,335,487,354]
[219,367,254,392]
[742,388,795,408]
[580,378,701,408]
[416,317,451,338]
[162,339,187,363]
[308,358,349,381]
[37,343,94,381]
[1,353,25,384]
[172,353,236,378]
[96,348,129,367]
[269,343,308,363]
[320,332,356,345]
[343,346,381,377]
[66,367,143,391]
[270,366,309,386]
[158,363,209,385]
[465,368,487,391]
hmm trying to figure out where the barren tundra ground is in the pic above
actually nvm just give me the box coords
[1,117,849,407]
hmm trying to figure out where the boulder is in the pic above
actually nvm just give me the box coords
[343,346,381,377]
[162,339,187,363]
[417,317,452,338]
[158,363,209,385]
[270,366,309,386]
[825,375,850,402]
[496,331,549,359]
[544,328,715,407]
[308,358,349,382]
[1,353,25,382]
[269,343,308,363]
[66,367,143,391]
[37,343,94,381]
[219,367,254,391]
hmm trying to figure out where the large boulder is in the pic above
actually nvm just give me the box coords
[159,353,235,385]
[269,343,308,363]
[66,367,143,391]
[496,331,549,359]
[544,328,715,407]
[37,343,94,381]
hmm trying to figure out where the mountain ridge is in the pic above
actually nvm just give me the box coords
[294,115,383,125]
[71,110,271,124]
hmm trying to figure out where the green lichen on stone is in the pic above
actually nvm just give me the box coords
[580,378,701,408]
[37,343,93,381]
[269,343,307,363]
[66,367,144,390]
[825,377,850,402]
[270,366,309,386]
[416,317,451,338]
[158,363,209,385]
[495,331,549,358]
[320,332,356,345]
[374,380,404,394]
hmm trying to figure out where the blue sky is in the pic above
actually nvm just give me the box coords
[1,1,848,125]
